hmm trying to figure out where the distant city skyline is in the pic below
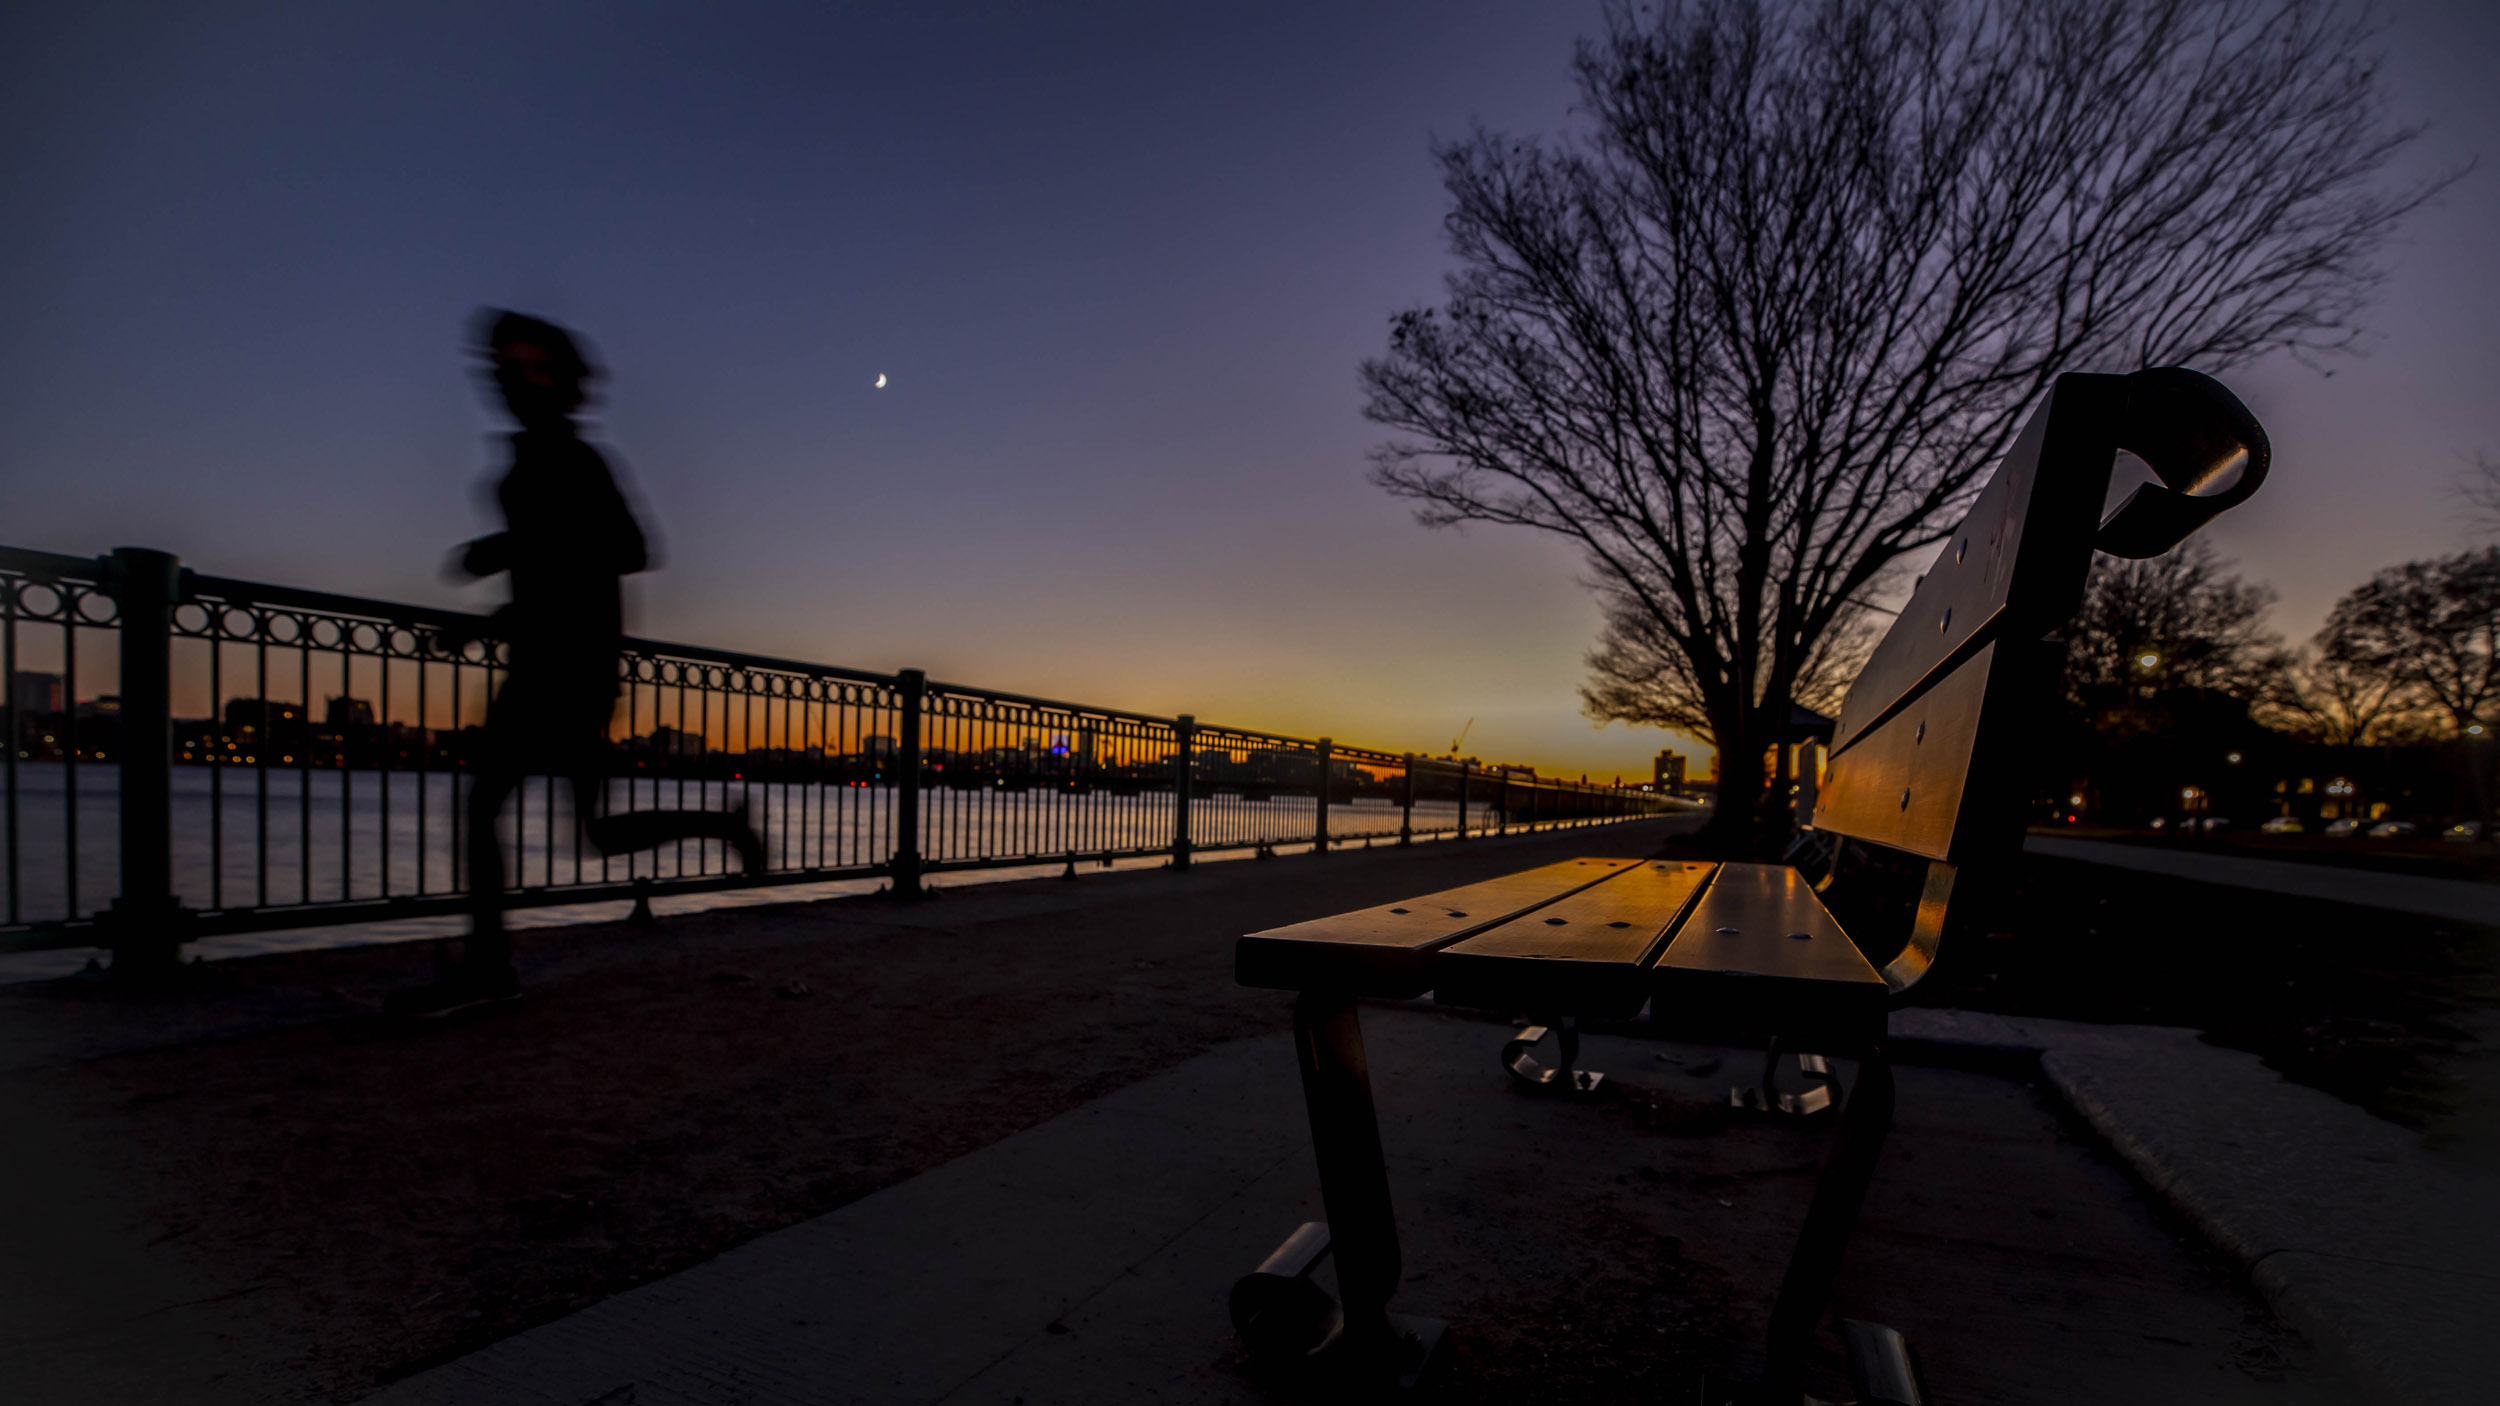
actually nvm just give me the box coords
[5,1,2492,782]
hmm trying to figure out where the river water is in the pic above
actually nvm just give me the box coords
[2,762,1489,977]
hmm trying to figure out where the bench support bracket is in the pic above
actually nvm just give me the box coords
[1730,1039,1841,1116]
[1502,1019,1606,1094]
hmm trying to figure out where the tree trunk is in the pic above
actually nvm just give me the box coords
[1701,728,1774,858]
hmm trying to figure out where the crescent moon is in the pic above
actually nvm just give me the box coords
[874,373,887,388]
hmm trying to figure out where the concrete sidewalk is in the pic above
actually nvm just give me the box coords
[1898,1009,2500,1406]
[2023,835,2498,925]
[363,1009,2357,1406]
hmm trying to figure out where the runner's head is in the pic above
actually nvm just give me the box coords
[473,309,597,427]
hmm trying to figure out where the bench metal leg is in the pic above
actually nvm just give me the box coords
[1282,991,1443,1384]
[1761,1041,1894,1403]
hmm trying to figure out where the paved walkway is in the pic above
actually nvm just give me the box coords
[1903,1010,2500,1406]
[364,1010,2366,1406]
[2023,835,2497,925]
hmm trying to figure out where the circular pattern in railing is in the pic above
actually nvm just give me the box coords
[160,596,511,665]
[4,579,71,621]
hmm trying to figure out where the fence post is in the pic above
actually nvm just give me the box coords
[104,546,188,975]
[1496,772,1509,835]
[1456,759,1470,840]
[1313,737,1332,853]
[1399,754,1415,845]
[1172,714,1195,871]
[892,668,925,897]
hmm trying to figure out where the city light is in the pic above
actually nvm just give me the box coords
[2472,724,2488,737]
[2137,651,2161,669]
[2226,752,2242,764]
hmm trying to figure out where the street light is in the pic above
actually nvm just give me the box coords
[2137,651,2161,670]
[2226,752,2242,765]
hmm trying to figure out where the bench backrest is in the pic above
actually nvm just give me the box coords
[1810,368,2268,990]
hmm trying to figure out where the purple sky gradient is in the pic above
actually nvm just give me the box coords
[3,1,2491,781]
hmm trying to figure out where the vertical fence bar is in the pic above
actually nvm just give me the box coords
[105,547,185,972]
[1399,754,1415,846]
[1171,713,1194,870]
[210,629,223,911]
[892,669,924,896]
[2,583,15,926]
[63,601,78,922]
[1456,759,1470,840]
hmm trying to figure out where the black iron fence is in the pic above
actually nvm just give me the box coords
[2,544,1677,968]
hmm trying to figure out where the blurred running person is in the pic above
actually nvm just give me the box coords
[389,311,762,1019]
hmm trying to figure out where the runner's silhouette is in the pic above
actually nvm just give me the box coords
[389,311,762,1019]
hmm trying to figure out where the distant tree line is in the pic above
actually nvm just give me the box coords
[2054,529,2498,827]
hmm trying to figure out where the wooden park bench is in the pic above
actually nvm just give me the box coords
[1225,369,2270,1402]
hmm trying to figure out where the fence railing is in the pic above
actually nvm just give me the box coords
[2,544,1679,968]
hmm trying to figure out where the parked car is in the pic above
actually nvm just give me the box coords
[2323,818,2364,838]
[2443,821,2487,843]
[2259,815,2306,835]
[2367,820,2419,839]
[2193,816,2232,834]
[2147,816,2169,831]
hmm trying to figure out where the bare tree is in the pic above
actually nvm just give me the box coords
[2322,547,2500,737]
[1361,0,2450,844]
[2264,640,2425,745]
[2465,451,2500,540]
[2063,539,2281,719]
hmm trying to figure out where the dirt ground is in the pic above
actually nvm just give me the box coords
[0,825,2428,1402]
[0,831,1666,1402]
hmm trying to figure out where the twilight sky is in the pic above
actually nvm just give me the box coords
[3,1,2493,781]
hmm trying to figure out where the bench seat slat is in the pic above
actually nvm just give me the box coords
[1649,862,1887,1044]
[1432,861,1718,1016]
[1235,857,1641,995]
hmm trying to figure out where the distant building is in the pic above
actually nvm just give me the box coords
[10,670,62,715]
[224,698,304,728]
[325,696,376,728]
[645,725,707,757]
[1654,749,1686,790]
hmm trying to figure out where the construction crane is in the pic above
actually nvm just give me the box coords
[1448,717,1474,758]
